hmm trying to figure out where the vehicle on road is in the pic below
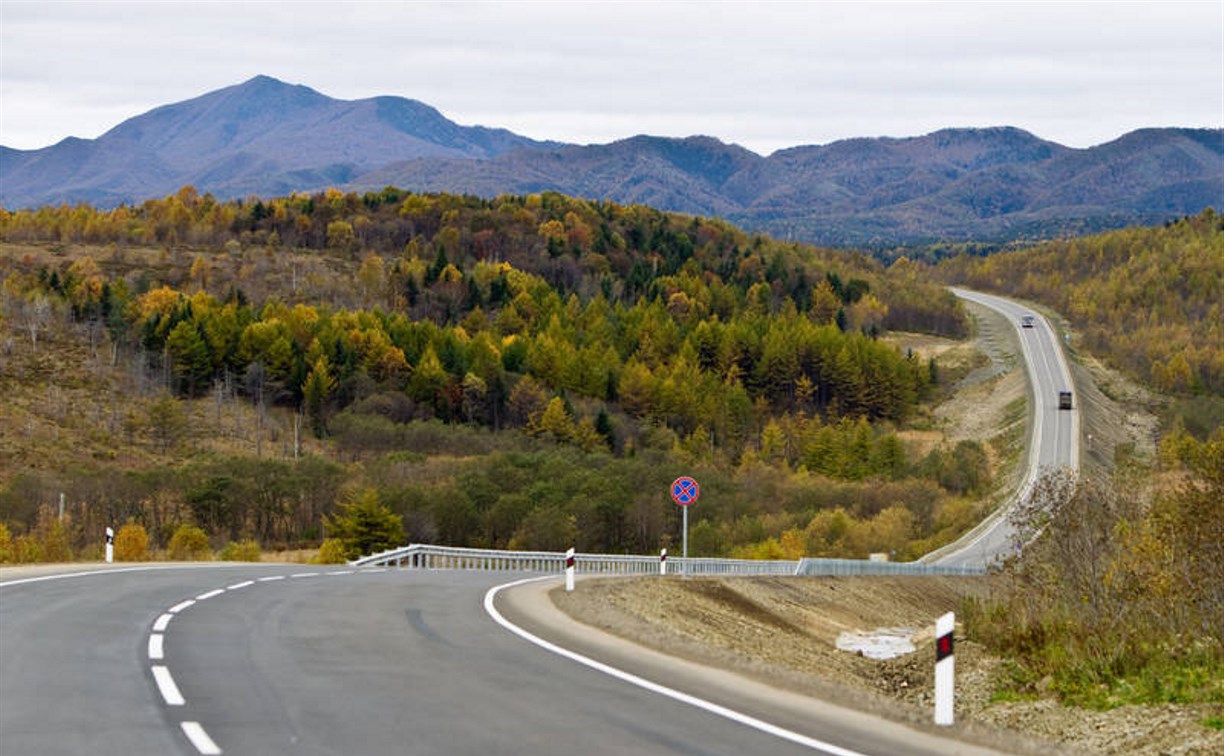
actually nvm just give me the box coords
[1021,315,1035,328]
[1059,391,1073,410]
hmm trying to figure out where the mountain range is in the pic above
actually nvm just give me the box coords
[2,75,1220,248]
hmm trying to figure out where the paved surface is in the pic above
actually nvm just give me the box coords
[2,565,1012,755]
[932,289,1080,568]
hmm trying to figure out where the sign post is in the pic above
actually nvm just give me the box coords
[934,611,955,725]
[105,526,114,564]
[670,476,699,579]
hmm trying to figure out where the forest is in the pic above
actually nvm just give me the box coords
[938,210,1223,405]
[0,186,990,561]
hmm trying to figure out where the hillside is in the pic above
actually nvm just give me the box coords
[938,209,1224,436]
[2,77,1219,248]
[0,188,1006,565]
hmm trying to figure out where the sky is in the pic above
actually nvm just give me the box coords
[1,0,1221,156]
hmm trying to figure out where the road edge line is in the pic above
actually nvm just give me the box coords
[483,576,867,756]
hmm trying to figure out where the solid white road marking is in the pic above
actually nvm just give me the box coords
[153,613,174,632]
[484,577,868,756]
[0,564,235,589]
[226,580,254,590]
[168,599,196,614]
[181,721,223,755]
[196,589,225,600]
[148,633,165,660]
[152,665,185,706]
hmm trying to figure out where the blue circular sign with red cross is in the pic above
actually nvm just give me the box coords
[670,476,700,507]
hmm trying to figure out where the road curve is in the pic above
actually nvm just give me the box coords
[2,565,1012,755]
[930,288,1080,568]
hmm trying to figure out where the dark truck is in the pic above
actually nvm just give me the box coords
[1059,391,1073,410]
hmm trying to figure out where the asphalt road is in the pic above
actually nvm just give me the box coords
[932,288,1081,568]
[2,564,1011,756]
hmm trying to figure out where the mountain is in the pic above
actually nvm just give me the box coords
[0,75,558,209]
[2,76,1221,247]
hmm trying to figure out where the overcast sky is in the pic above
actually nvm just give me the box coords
[2,0,1221,156]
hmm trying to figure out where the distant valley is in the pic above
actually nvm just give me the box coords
[2,75,1220,248]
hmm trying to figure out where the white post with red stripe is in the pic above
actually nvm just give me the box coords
[660,548,667,575]
[105,526,114,564]
[934,611,955,726]
[564,547,575,592]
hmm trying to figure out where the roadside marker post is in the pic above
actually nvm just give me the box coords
[105,526,114,564]
[670,477,699,579]
[660,548,667,576]
[564,547,575,592]
[934,611,955,726]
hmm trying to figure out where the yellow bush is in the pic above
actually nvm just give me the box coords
[114,521,150,562]
[219,539,261,562]
[0,523,12,563]
[311,538,348,565]
[167,524,211,561]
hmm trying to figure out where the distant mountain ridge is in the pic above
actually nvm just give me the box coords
[2,76,1220,247]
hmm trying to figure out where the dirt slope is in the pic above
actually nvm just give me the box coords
[554,575,1222,755]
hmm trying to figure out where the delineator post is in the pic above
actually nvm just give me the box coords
[934,611,955,725]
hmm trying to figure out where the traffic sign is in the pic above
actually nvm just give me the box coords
[671,476,699,507]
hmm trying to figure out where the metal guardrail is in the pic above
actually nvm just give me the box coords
[350,544,984,576]
[795,558,984,576]
[350,543,797,575]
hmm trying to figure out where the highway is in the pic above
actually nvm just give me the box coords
[1,564,1011,755]
[931,289,1080,568]
[0,288,1073,755]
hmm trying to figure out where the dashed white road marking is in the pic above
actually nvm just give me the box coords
[147,566,373,753]
[151,665,185,706]
[181,721,223,755]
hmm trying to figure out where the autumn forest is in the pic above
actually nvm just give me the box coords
[0,189,1219,569]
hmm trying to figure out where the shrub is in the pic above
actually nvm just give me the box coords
[114,521,149,562]
[0,522,11,563]
[33,505,72,562]
[219,539,261,562]
[167,524,211,561]
[323,489,404,560]
[311,538,348,565]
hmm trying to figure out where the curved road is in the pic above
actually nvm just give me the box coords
[2,564,1010,755]
[0,288,1073,755]
[931,288,1080,568]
